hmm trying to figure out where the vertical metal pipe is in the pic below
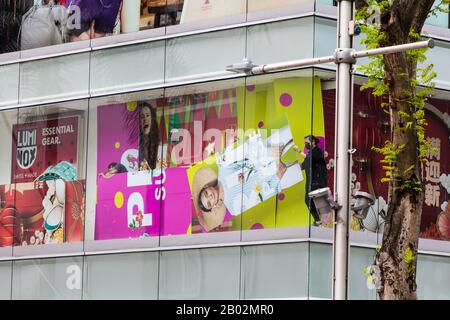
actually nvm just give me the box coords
[333,0,353,300]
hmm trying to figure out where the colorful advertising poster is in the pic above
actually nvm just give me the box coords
[0,114,85,248]
[0,180,85,247]
[95,100,192,240]
[12,116,80,184]
[94,77,327,240]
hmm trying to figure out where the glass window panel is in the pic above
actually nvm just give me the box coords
[160,79,245,246]
[247,18,314,66]
[309,242,332,299]
[82,251,159,300]
[0,109,18,258]
[425,2,449,28]
[85,90,164,252]
[165,28,246,83]
[0,63,19,108]
[417,253,450,299]
[247,0,314,21]
[12,100,88,256]
[241,243,309,299]
[167,0,246,34]
[90,40,165,96]
[240,70,316,241]
[159,246,241,299]
[12,256,83,300]
[0,261,12,300]
[19,53,90,105]
[314,17,337,60]
[348,246,377,300]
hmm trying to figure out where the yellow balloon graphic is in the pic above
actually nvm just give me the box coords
[114,192,124,208]
[127,101,137,112]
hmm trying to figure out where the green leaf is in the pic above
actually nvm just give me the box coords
[404,247,415,264]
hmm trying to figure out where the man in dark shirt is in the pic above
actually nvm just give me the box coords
[295,135,328,226]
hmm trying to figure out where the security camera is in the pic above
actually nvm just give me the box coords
[308,187,341,216]
[354,23,362,36]
[351,191,376,219]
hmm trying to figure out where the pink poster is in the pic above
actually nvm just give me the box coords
[95,168,192,239]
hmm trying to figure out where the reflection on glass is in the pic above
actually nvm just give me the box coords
[12,256,83,300]
[159,247,241,299]
[348,246,377,300]
[0,0,322,55]
[1,0,178,53]
[238,75,324,232]
[241,243,309,299]
[0,261,12,299]
[83,252,159,299]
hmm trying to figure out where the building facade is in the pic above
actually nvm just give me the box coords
[0,0,449,299]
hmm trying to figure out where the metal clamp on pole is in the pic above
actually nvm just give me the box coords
[334,48,357,64]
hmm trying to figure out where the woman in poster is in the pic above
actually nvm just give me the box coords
[191,140,288,232]
[138,102,160,171]
[191,167,227,232]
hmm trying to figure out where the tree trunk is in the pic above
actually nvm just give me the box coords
[370,0,435,300]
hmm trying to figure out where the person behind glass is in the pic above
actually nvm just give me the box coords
[138,102,160,171]
[294,135,328,226]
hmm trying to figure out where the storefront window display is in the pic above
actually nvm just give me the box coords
[238,72,326,234]
[87,73,326,247]
[88,90,165,243]
[0,101,88,256]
